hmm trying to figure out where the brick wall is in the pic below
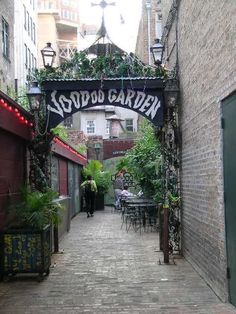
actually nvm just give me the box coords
[136,0,159,65]
[103,139,134,160]
[161,0,236,301]
[0,0,14,93]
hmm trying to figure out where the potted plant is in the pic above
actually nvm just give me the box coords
[82,160,110,210]
[0,187,63,281]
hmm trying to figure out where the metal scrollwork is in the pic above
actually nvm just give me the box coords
[160,75,181,257]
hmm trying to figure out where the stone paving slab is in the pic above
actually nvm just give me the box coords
[0,208,236,314]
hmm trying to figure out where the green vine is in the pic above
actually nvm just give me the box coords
[29,51,167,83]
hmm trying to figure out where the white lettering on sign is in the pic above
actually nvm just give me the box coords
[48,89,161,121]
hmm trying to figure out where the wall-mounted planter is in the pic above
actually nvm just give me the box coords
[0,224,51,281]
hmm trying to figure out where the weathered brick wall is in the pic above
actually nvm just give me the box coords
[103,139,134,160]
[163,0,236,301]
[0,0,14,93]
[162,0,172,25]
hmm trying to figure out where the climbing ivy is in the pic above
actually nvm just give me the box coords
[30,51,167,83]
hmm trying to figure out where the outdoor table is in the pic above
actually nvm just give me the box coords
[122,199,157,233]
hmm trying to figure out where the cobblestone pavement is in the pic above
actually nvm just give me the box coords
[0,208,236,314]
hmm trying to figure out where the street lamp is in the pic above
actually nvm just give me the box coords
[150,38,164,66]
[27,81,43,112]
[94,142,102,160]
[41,42,56,68]
[164,78,179,107]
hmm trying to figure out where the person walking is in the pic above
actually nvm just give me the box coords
[81,175,98,218]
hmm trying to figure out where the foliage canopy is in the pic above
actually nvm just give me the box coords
[82,160,111,195]
[31,51,167,83]
[117,121,164,203]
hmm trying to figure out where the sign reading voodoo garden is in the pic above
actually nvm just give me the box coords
[43,79,165,130]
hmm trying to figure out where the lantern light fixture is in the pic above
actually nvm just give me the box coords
[150,38,164,66]
[27,81,43,112]
[164,78,179,107]
[41,42,56,68]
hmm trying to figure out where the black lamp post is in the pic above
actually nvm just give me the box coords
[41,42,56,68]
[94,142,102,160]
[150,38,164,66]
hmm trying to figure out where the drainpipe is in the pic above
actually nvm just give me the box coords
[146,0,152,65]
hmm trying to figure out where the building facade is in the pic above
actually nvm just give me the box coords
[136,0,236,305]
[0,1,15,93]
[14,0,38,90]
[37,0,79,67]
[136,0,162,65]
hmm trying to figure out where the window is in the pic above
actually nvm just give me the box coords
[28,48,31,70]
[2,18,9,59]
[86,120,95,134]
[106,120,110,134]
[64,116,73,128]
[31,53,34,69]
[32,23,36,43]
[30,17,33,40]
[24,44,28,68]
[156,13,162,39]
[125,119,134,132]
[27,11,30,35]
[23,5,26,29]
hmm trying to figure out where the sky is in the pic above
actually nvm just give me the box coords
[78,0,142,53]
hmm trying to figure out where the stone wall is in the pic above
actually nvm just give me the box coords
[0,0,14,93]
[161,0,236,301]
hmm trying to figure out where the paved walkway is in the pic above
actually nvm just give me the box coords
[0,208,236,314]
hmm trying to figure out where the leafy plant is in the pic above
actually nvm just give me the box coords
[16,86,30,110]
[82,160,111,194]
[14,187,63,229]
[72,143,87,154]
[51,125,69,141]
[120,121,164,203]
[29,51,168,84]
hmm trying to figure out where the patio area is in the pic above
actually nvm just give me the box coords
[0,207,235,314]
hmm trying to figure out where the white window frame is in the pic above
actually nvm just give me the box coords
[64,116,73,128]
[105,120,110,135]
[2,17,9,59]
[155,12,162,39]
[86,120,95,134]
[125,119,134,132]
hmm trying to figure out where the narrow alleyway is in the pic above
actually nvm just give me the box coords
[0,208,235,314]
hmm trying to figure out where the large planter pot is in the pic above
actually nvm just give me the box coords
[0,224,51,281]
[96,193,104,211]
